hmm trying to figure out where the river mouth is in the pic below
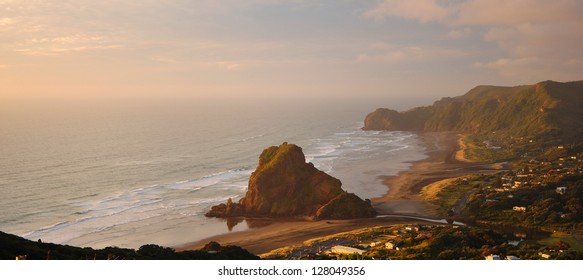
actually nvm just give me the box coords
[376,214,466,226]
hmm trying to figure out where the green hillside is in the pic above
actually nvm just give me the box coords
[364,80,583,147]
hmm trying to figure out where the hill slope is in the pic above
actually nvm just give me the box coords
[364,80,583,145]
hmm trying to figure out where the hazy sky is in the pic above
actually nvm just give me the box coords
[1,0,582,102]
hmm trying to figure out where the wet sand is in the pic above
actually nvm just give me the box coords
[176,132,503,254]
[372,132,503,216]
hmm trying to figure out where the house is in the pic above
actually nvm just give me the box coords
[358,244,369,249]
[508,240,521,246]
[331,246,366,255]
[369,241,382,247]
[556,187,567,195]
[485,254,500,260]
[513,206,526,212]
[505,255,520,260]
[539,253,551,259]
[405,226,419,232]
[561,213,568,219]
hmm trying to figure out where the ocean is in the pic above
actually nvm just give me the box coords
[0,98,426,249]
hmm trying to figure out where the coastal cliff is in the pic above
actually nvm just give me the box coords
[364,80,583,144]
[206,142,376,219]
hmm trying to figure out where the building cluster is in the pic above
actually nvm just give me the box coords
[482,151,582,213]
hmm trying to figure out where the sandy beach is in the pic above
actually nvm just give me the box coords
[372,132,504,216]
[177,132,504,254]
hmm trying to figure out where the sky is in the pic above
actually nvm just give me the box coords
[1,0,582,103]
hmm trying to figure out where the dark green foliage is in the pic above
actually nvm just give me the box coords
[462,174,583,229]
[0,231,259,260]
[378,226,508,260]
[365,80,583,151]
[371,225,582,260]
[136,244,176,259]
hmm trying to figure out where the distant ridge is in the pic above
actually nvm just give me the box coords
[364,80,583,145]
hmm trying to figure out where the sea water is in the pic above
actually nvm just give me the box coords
[0,98,426,249]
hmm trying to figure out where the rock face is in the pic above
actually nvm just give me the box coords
[205,142,376,219]
[364,108,414,131]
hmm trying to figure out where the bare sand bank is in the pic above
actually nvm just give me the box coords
[372,132,503,216]
[177,216,439,254]
[176,132,503,255]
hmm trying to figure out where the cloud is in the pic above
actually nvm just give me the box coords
[364,0,583,80]
[356,43,466,64]
[447,28,472,39]
[15,34,124,56]
[203,61,244,71]
[15,44,124,56]
[11,33,125,56]
[364,0,583,26]
[473,57,583,82]
[453,0,583,26]
[0,17,15,31]
[0,17,13,26]
[151,56,180,64]
[363,0,449,22]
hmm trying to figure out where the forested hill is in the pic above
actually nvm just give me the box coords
[364,80,583,146]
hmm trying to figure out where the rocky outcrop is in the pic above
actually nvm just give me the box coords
[205,142,376,219]
[205,198,243,218]
[315,192,376,219]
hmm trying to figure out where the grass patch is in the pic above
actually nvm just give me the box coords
[538,232,583,252]
[431,180,477,216]
[463,135,517,162]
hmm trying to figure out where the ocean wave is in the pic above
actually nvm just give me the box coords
[238,134,265,142]
[159,168,251,190]
[21,167,252,244]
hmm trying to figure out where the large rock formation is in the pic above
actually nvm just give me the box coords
[205,142,376,220]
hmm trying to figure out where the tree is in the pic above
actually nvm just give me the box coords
[556,241,570,250]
